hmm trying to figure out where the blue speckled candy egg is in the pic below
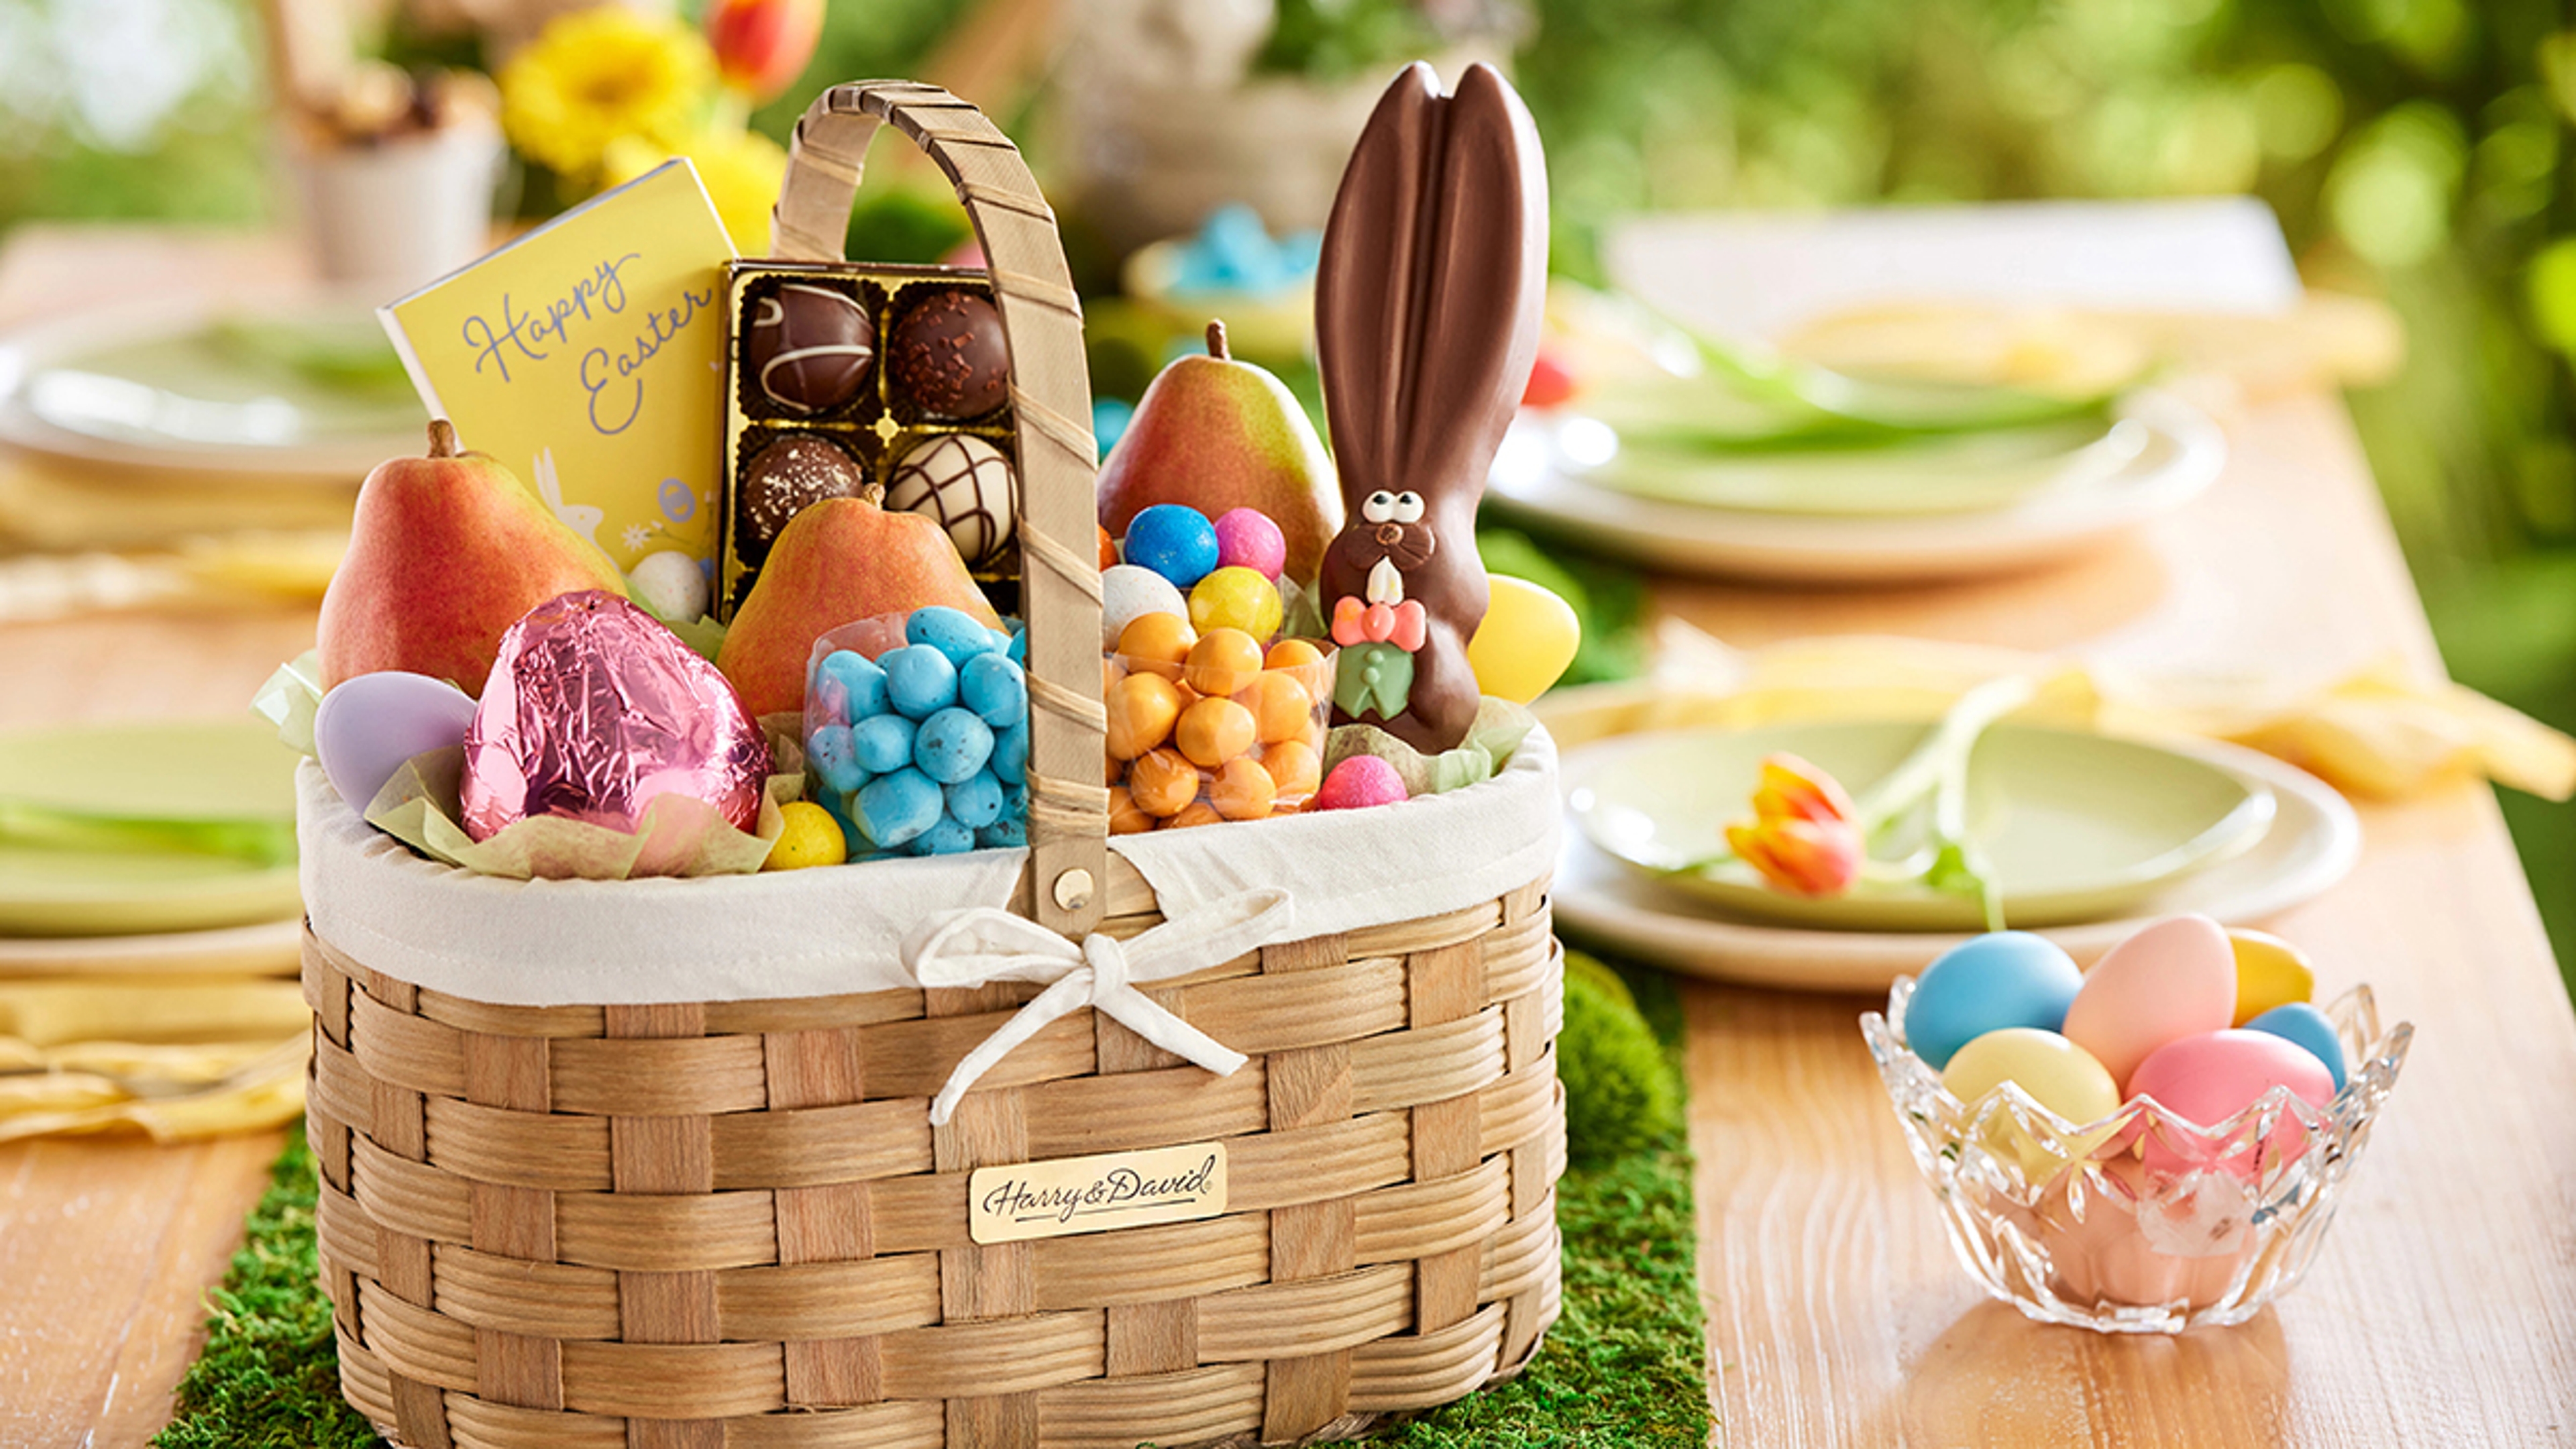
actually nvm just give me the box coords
[989,717,1030,786]
[881,645,959,719]
[852,714,916,774]
[806,724,865,796]
[914,707,994,785]
[1905,931,2086,1071]
[2243,1002,2348,1091]
[910,815,978,856]
[817,649,888,722]
[856,768,943,849]
[945,770,1004,829]
[906,606,1006,667]
[960,653,1026,729]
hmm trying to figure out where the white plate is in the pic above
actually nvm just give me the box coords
[1551,735,2359,992]
[1485,389,2224,584]
[0,286,421,484]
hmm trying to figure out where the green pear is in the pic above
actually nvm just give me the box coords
[317,420,630,695]
[1095,321,1342,584]
[716,490,1003,718]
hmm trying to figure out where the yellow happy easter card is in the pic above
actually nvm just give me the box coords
[380,160,735,580]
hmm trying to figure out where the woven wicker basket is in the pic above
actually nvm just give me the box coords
[303,80,1566,1449]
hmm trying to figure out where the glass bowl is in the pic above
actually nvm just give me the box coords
[1861,980,2412,1332]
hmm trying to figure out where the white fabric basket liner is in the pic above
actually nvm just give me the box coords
[299,727,1560,1006]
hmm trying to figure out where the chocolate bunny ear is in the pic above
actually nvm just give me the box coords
[1314,62,1550,520]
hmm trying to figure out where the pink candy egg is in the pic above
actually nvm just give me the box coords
[2129,1029,2336,1177]
[1312,755,1406,811]
[1213,507,1288,581]
[2062,914,2237,1092]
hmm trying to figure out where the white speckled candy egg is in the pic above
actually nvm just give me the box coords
[2061,914,2238,1092]
[1101,564,1189,648]
[1902,931,2085,1071]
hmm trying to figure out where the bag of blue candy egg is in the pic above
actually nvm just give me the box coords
[803,606,1030,859]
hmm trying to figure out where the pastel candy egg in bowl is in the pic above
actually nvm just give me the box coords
[1861,922,2412,1334]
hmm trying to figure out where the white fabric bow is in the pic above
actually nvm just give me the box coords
[905,888,1297,1124]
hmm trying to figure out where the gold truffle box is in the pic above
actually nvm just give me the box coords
[303,80,1569,1449]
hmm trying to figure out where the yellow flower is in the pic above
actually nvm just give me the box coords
[500,7,714,180]
[602,127,789,254]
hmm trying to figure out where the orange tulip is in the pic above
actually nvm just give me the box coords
[706,0,824,103]
[1725,753,1864,896]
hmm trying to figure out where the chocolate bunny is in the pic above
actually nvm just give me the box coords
[1314,61,1550,756]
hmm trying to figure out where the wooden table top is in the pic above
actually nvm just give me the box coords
[1,225,2571,1447]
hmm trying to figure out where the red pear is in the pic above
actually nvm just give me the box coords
[1096,321,1341,584]
[317,420,631,695]
[716,490,1002,716]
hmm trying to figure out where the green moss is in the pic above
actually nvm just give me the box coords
[1558,950,1688,1166]
[155,1127,381,1449]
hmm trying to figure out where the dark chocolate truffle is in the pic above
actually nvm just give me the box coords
[886,289,1010,420]
[744,283,873,415]
[736,435,862,557]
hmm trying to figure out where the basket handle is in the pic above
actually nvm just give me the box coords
[773,81,1108,938]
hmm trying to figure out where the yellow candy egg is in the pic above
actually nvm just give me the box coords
[1241,669,1314,743]
[1182,629,1265,697]
[1940,1028,2123,1182]
[1106,673,1183,760]
[763,801,847,871]
[1465,574,1580,704]
[1265,637,1325,670]
[1176,696,1256,767]
[1188,566,1285,641]
[1210,757,1277,820]
[1116,612,1197,681]
[2228,928,2316,1026]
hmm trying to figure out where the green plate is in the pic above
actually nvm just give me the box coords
[0,720,303,936]
[1566,722,2276,932]
[1564,414,2150,517]
[0,842,301,936]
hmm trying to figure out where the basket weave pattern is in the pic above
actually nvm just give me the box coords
[304,877,1564,1449]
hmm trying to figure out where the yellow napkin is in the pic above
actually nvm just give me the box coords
[1538,620,2576,804]
[0,973,310,1143]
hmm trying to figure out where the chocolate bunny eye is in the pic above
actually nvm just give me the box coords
[1361,490,1399,524]
[1391,491,1426,523]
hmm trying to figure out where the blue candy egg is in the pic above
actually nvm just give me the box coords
[856,767,943,849]
[1122,504,1220,590]
[1905,932,2086,1071]
[945,769,1004,829]
[881,645,959,719]
[852,714,916,774]
[977,814,1028,849]
[910,816,977,855]
[989,717,1030,786]
[960,653,1026,728]
[914,707,994,785]
[822,790,869,851]
[1008,624,1028,664]
[906,606,1005,667]
[818,649,888,722]
[2244,1002,2348,1091]
[806,724,866,796]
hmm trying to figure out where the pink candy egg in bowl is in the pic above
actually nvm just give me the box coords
[1861,978,2412,1333]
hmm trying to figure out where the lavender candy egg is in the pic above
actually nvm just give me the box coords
[459,590,770,843]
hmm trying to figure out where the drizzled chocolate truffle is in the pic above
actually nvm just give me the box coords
[736,435,862,558]
[886,289,1009,420]
[744,283,873,415]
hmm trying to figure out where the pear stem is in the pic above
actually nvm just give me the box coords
[1205,320,1230,361]
[427,419,461,458]
[857,480,887,507]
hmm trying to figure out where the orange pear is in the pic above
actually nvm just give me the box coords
[317,420,631,695]
[716,490,1003,716]
[1096,321,1341,584]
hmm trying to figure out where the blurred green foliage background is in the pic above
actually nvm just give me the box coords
[0,0,2566,960]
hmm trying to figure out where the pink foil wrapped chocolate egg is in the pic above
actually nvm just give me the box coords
[460,590,770,841]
